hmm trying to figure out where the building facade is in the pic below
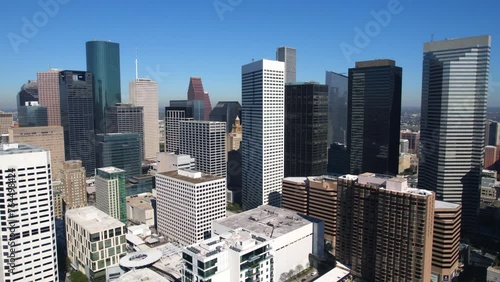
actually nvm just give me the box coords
[18,102,48,127]
[284,82,328,177]
[165,106,194,153]
[155,152,196,173]
[0,144,59,281]
[325,71,348,146]
[209,101,242,134]
[95,167,127,223]
[241,59,285,209]
[486,120,500,146]
[187,77,212,120]
[276,46,296,83]
[37,69,61,126]
[95,133,141,179]
[106,103,145,160]
[484,145,498,170]
[418,35,491,232]
[59,70,96,176]
[179,120,226,177]
[400,129,420,154]
[0,113,12,135]
[60,160,88,210]
[129,78,159,160]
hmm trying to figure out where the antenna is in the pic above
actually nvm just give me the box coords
[135,48,138,80]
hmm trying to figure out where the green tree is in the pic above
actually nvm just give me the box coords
[70,271,89,282]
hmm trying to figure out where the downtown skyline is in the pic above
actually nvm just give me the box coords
[1,0,500,110]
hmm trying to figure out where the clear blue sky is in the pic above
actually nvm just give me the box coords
[1,0,499,110]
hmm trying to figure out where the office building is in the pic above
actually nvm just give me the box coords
[400,139,409,154]
[418,35,491,232]
[53,183,63,219]
[0,113,12,134]
[209,101,241,133]
[227,149,242,204]
[226,116,242,154]
[8,126,65,176]
[155,152,196,173]
[86,40,121,134]
[212,205,320,282]
[182,228,273,282]
[159,119,165,149]
[241,59,285,209]
[156,169,226,245]
[18,101,48,127]
[179,120,226,177]
[327,143,348,174]
[126,193,155,226]
[285,82,328,177]
[59,70,96,176]
[276,46,296,83]
[165,106,193,153]
[325,71,348,145]
[17,80,38,106]
[187,77,212,120]
[336,173,434,281]
[106,103,144,160]
[484,145,498,169]
[347,59,402,175]
[400,129,420,154]
[130,78,159,160]
[66,206,126,281]
[37,69,61,126]
[95,133,141,179]
[0,144,59,281]
[432,201,462,282]
[170,99,204,121]
[60,160,87,210]
[486,120,500,146]
[95,167,127,223]
[126,174,154,196]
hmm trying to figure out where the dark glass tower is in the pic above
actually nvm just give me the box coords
[59,70,96,176]
[325,71,348,145]
[17,80,48,127]
[95,133,141,179]
[86,40,121,134]
[209,101,241,133]
[284,82,328,177]
[347,59,402,175]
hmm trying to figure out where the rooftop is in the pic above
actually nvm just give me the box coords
[0,143,45,155]
[314,262,351,282]
[65,206,125,233]
[158,170,223,184]
[283,177,307,185]
[119,249,163,268]
[115,268,169,282]
[213,205,311,238]
[98,166,125,174]
[127,193,154,208]
[435,200,461,209]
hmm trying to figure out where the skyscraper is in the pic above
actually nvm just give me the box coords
[17,80,38,106]
[325,71,348,145]
[418,35,491,232]
[0,143,59,281]
[284,82,328,177]
[17,101,48,127]
[165,106,193,153]
[187,77,212,120]
[86,40,121,134]
[276,46,296,83]
[106,103,144,160]
[241,59,285,209]
[95,133,141,179]
[37,69,61,126]
[130,78,159,160]
[59,70,95,176]
[486,120,500,146]
[170,99,204,121]
[0,113,13,135]
[347,59,402,175]
[209,101,241,133]
[95,167,127,223]
[179,120,226,177]
[60,160,88,210]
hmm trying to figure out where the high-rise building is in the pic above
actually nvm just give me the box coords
[170,99,204,121]
[187,77,212,120]
[159,119,165,150]
[59,70,96,176]
[60,160,87,210]
[155,152,196,173]
[209,101,241,133]
[241,59,285,210]
[418,35,491,232]
[179,120,226,177]
[347,59,402,175]
[276,46,296,83]
[486,120,500,146]
[400,129,420,154]
[325,71,348,145]
[284,82,328,177]
[66,206,126,281]
[156,169,226,245]
[432,201,462,282]
[95,133,141,179]
[227,116,242,153]
[0,113,13,134]
[130,78,159,160]
[95,167,127,223]
[106,103,144,160]
[8,126,65,176]
[18,101,48,127]
[86,40,121,134]
[327,143,348,174]
[53,182,63,219]
[37,69,61,126]
[0,143,59,281]
[17,80,38,106]
[336,173,434,281]
[484,145,498,169]
[165,106,194,153]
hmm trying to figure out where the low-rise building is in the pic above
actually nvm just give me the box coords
[127,193,155,226]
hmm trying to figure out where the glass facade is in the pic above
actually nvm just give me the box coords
[126,174,154,196]
[95,133,141,179]
[209,101,241,133]
[18,104,48,127]
[86,40,121,134]
[97,168,127,223]
[325,71,348,145]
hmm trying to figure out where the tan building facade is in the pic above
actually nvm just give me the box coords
[60,160,88,210]
[8,126,65,176]
[227,115,242,155]
[37,70,61,126]
[0,113,13,135]
[53,181,63,219]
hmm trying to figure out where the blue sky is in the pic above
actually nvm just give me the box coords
[1,0,499,110]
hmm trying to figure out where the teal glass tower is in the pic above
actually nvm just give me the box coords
[95,133,141,179]
[86,40,122,134]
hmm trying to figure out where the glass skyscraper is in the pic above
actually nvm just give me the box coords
[325,71,348,145]
[418,35,491,232]
[86,40,121,134]
[95,133,141,179]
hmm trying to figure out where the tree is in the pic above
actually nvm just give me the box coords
[70,271,89,282]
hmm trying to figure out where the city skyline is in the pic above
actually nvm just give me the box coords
[1,1,499,110]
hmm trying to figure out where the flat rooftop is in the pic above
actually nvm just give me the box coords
[158,170,223,184]
[0,143,45,155]
[315,262,351,282]
[127,193,154,208]
[65,206,125,233]
[115,268,169,282]
[213,205,311,239]
[283,177,307,185]
[435,200,461,209]
[98,166,125,174]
